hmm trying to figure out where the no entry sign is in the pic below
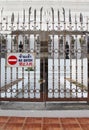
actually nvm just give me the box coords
[8,55,17,65]
[7,53,35,67]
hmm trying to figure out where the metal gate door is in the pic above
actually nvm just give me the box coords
[0,7,89,102]
[46,34,88,101]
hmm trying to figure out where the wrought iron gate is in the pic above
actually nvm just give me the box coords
[0,7,89,102]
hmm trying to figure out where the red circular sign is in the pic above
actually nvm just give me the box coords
[8,55,17,65]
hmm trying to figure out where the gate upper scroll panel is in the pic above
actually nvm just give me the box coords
[0,7,89,102]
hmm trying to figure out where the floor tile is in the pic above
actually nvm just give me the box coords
[77,118,89,124]
[61,123,80,130]
[3,123,23,130]
[43,118,59,124]
[0,116,9,123]
[60,118,77,124]
[0,122,5,129]
[43,124,61,130]
[23,123,42,130]
[80,124,89,130]
[8,117,25,123]
[26,117,42,124]
[0,116,89,130]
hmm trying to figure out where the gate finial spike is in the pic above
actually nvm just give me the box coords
[80,13,83,23]
[40,7,43,20]
[23,9,25,23]
[17,12,19,23]
[62,7,65,23]
[11,12,14,24]
[58,10,60,23]
[69,9,71,23]
[51,7,54,23]
[29,7,31,23]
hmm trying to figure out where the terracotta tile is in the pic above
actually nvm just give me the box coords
[43,118,59,124]
[0,122,5,128]
[0,116,9,123]
[62,128,82,130]
[3,123,23,130]
[43,124,61,130]
[8,117,25,123]
[23,123,41,130]
[77,118,89,124]
[26,117,42,124]
[62,123,80,130]
[1,116,89,130]
[60,118,77,124]
[80,124,89,130]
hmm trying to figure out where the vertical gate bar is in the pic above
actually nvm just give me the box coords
[0,16,2,31]
[70,35,72,98]
[16,66,18,98]
[64,34,66,98]
[22,34,25,98]
[11,21,14,97]
[10,35,13,97]
[81,22,84,98]
[16,34,19,98]
[86,16,88,31]
[43,58,45,103]
[5,66,7,98]
[52,35,54,98]
[58,35,60,98]
[28,8,31,98]
[34,36,36,98]
[5,19,8,97]
[74,19,77,98]
[40,7,42,100]
[58,10,60,98]
[17,13,19,30]
[10,67,12,97]
[34,9,36,98]
[5,34,7,98]
[16,17,19,98]
[81,53,84,97]
[63,18,66,97]
[28,7,31,30]
[22,67,24,98]
[75,35,78,98]
[51,8,54,98]
[87,34,89,102]
[81,37,84,98]
[28,11,31,98]
[69,21,72,98]
[40,7,43,31]
[6,16,8,31]
[40,57,43,99]
[28,25,31,98]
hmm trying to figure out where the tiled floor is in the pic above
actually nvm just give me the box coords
[0,116,89,130]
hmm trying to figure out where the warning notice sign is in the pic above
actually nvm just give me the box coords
[7,53,35,67]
